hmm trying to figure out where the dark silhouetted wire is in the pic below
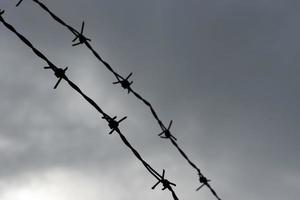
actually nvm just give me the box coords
[0,12,179,200]
[15,0,24,7]
[20,1,222,199]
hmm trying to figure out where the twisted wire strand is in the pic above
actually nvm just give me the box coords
[0,12,179,200]
[22,1,222,199]
[32,0,122,81]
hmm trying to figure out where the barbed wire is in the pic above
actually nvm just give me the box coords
[14,1,222,199]
[0,10,179,200]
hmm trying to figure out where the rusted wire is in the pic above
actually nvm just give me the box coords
[18,1,222,199]
[0,12,179,200]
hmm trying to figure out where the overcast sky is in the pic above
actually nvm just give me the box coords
[0,0,299,200]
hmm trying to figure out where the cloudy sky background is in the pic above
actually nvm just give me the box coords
[0,0,299,199]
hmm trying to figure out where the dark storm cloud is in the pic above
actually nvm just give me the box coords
[0,0,299,200]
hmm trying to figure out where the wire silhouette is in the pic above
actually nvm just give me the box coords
[16,1,222,199]
[0,11,179,200]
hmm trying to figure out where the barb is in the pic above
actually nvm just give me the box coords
[112,72,133,94]
[158,120,177,141]
[44,66,68,89]
[152,169,176,190]
[72,21,91,46]
[196,174,221,200]
[196,175,211,191]
[102,115,127,134]
[0,14,179,200]
[23,0,222,199]
[151,169,178,200]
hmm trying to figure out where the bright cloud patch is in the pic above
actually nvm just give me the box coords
[0,168,126,200]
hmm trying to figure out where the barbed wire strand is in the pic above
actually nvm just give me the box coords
[18,1,222,199]
[0,11,179,200]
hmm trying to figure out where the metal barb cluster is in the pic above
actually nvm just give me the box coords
[44,66,68,89]
[72,21,91,46]
[152,169,176,191]
[113,72,133,93]
[102,115,127,134]
[158,120,177,141]
[196,175,211,191]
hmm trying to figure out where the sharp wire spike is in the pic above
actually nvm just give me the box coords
[171,135,177,141]
[118,116,127,123]
[72,35,78,42]
[71,21,90,46]
[113,77,121,84]
[151,181,160,190]
[72,42,80,46]
[168,120,173,129]
[126,72,132,80]
[196,184,205,191]
[113,73,133,93]
[16,0,23,7]
[157,120,177,140]
[54,78,62,89]
[151,169,176,191]
[158,132,164,136]
[44,67,67,89]
[81,21,85,34]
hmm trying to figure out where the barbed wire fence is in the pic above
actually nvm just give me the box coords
[13,1,222,199]
[0,10,179,200]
